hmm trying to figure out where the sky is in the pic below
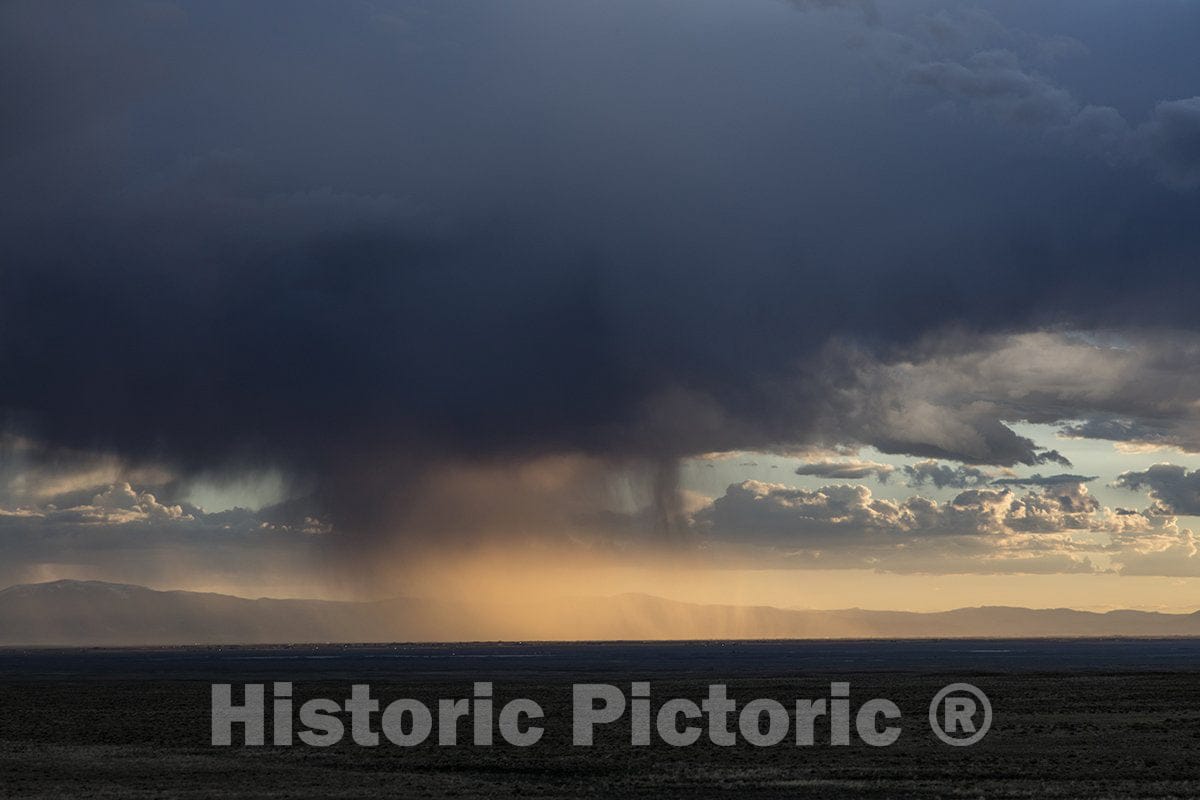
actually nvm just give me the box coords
[3,0,1200,611]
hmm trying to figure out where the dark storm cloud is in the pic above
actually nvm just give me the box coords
[787,0,880,26]
[3,0,1200,540]
[1141,98,1200,188]
[906,49,1080,127]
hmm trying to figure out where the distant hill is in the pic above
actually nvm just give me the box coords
[2,580,1200,645]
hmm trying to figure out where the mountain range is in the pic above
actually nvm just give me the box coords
[3,580,1200,645]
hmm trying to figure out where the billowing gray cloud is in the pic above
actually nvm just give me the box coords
[902,460,993,489]
[1058,418,1180,449]
[692,477,1200,576]
[0,481,329,592]
[693,479,1103,573]
[993,473,1098,488]
[812,332,1200,465]
[794,459,896,482]
[1115,464,1200,516]
[700,480,1101,540]
[1102,505,1200,577]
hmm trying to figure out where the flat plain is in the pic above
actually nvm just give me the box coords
[2,641,1199,799]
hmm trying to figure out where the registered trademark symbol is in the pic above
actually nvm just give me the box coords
[929,683,992,746]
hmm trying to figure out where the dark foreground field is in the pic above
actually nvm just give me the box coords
[2,641,1200,799]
